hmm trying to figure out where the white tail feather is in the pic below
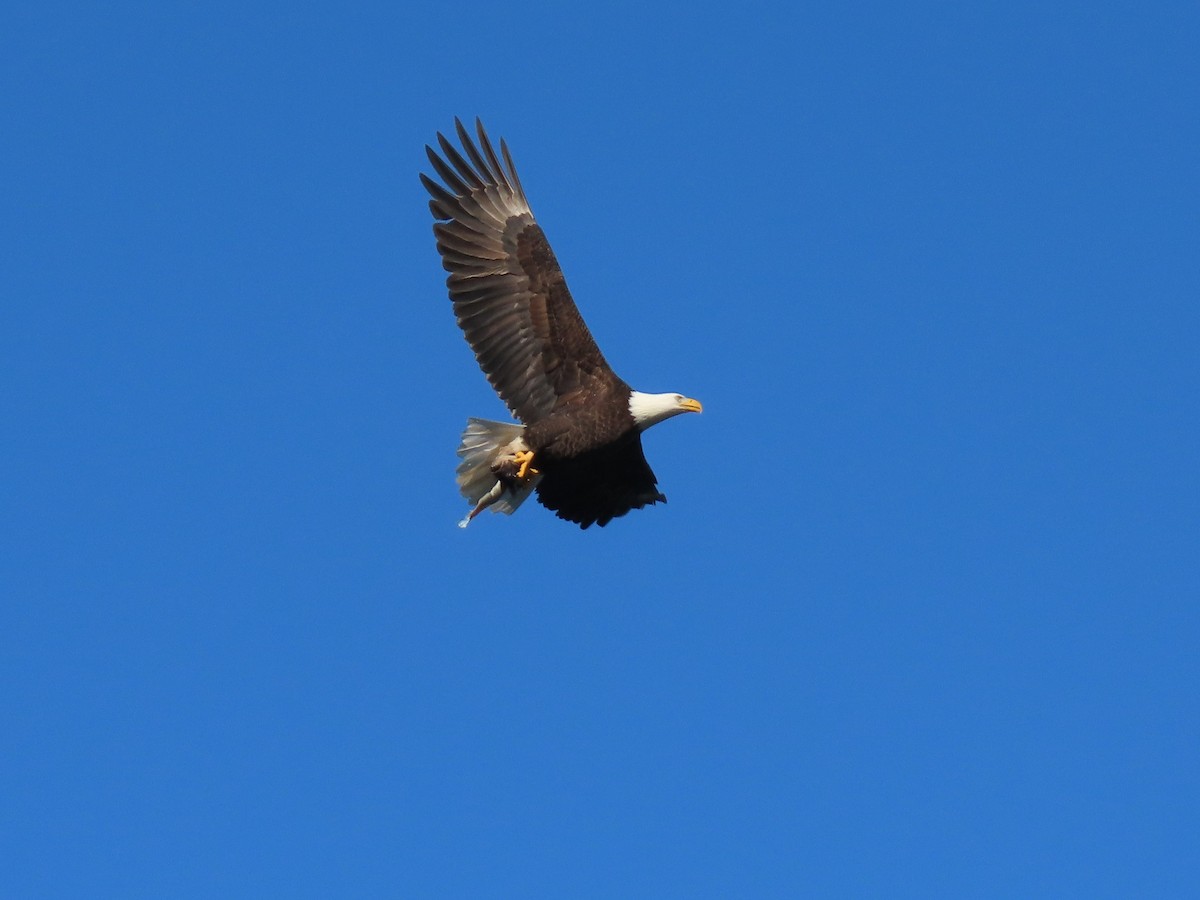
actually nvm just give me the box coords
[455,418,539,524]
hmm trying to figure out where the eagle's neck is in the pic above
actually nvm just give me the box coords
[628,390,685,431]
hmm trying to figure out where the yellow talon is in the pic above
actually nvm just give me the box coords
[514,450,538,480]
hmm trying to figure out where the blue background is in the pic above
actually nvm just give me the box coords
[3,1,1197,895]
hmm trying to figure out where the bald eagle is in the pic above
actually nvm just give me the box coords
[422,119,702,529]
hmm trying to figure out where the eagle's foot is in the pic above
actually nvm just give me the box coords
[513,450,538,480]
[490,449,539,483]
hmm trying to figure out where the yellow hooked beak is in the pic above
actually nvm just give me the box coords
[679,397,703,414]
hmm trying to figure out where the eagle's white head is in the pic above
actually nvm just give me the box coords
[628,391,704,430]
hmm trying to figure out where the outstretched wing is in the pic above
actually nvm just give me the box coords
[534,434,666,529]
[422,118,618,424]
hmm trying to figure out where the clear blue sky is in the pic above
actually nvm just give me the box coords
[3,1,1197,896]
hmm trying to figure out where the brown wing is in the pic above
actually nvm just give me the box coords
[422,118,621,424]
[534,433,666,529]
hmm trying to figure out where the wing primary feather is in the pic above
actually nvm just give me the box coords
[434,215,493,241]
[420,173,464,216]
[447,186,509,229]
[424,145,471,199]
[433,226,505,259]
[474,118,512,192]
[500,138,528,206]
[455,118,503,185]
[437,131,486,191]
[455,118,499,187]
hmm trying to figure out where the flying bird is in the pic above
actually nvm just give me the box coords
[422,119,702,529]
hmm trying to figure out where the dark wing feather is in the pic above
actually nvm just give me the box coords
[534,434,666,529]
[423,118,619,424]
